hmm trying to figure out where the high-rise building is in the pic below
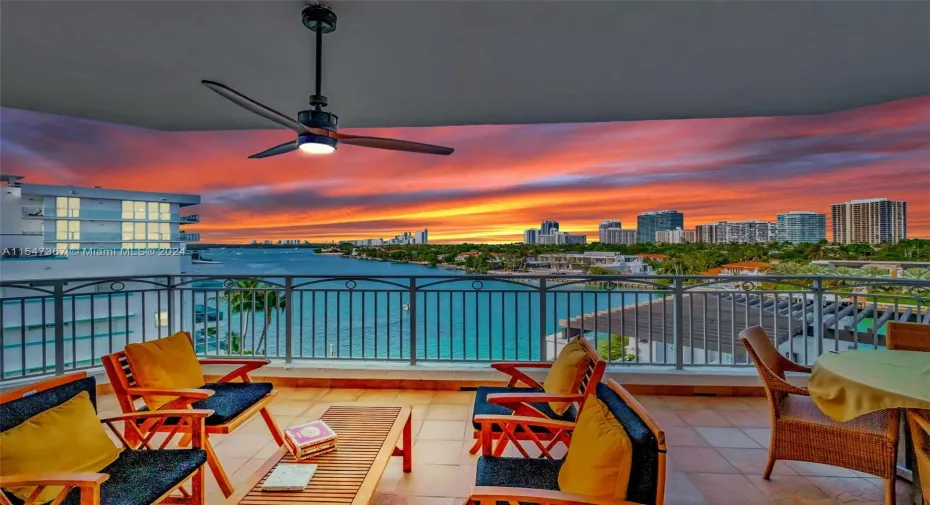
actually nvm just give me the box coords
[540,220,559,235]
[831,198,907,244]
[636,211,684,243]
[598,220,623,244]
[715,220,776,244]
[537,232,587,245]
[524,228,538,244]
[776,211,826,244]
[613,229,638,245]
[695,224,717,244]
[655,228,696,244]
[414,228,428,245]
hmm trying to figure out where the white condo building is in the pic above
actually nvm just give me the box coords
[776,211,827,244]
[537,231,587,245]
[523,228,538,245]
[714,220,777,244]
[1,175,203,378]
[655,228,696,244]
[598,220,631,244]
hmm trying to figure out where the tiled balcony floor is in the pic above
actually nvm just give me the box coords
[96,388,918,505]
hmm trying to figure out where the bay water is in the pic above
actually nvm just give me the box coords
[189,249,653,361]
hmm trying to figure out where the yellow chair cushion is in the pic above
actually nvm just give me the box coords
[543,336,591,415]
[558,397,633,500]
[0,391,121,503]
[124,331,205,409]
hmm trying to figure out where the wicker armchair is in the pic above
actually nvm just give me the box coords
[887,322,930,352]
[740,326,900,505]
[907,409,929,505]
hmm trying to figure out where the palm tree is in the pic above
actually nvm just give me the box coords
[859,266,888,278]
[224,279,287,355]
[770,261,803,276]
[801,263,832,276]
[833,266,862,278]
[657,256,688,276]
[902,267,930,280]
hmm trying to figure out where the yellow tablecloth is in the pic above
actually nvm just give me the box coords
[809,350,930,422]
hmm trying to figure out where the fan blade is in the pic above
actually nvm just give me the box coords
[335,134,454,155]
[249,140,299,159]
[202,80,308,134]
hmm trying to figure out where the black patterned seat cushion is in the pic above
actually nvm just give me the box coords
[594,382,662,505]
[0,377,97,432]
[476,456,563,490]
[3,449,207,505]
[140,381,273,425]
[472,386,577,431]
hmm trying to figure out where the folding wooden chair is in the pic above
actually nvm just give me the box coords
[0,372,211,505]
[471,379,667,505]
[102,332,283,498]
[470,335,606,455]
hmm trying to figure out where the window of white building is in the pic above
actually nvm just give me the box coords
[121,221,171,249]
[55,197,80,218]
[54,197,81,249]
[121,201,170,221]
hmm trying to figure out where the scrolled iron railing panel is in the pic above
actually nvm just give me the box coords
[1,274,928,381]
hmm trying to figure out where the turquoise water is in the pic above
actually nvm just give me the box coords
[855,317,887,336]
[187,249,655,361]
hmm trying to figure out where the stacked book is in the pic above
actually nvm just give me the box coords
[284,420,338,461]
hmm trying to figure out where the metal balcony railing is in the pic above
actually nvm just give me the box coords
[180,214,200,224]
[21,207,45,218]
[21,207,184,222]
[1,274,927,381]
[180,232,201,242]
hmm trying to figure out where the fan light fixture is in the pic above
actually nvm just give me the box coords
[299,142,335,155]
[298,133,338,154]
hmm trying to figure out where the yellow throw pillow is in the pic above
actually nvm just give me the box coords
[558,397,633,500]
[124,331,205,409]
[543,336,591,415]
[0,391,121,503]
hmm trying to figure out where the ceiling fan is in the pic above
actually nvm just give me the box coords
[202,5,453,158]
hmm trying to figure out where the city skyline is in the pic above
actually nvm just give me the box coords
[1,95,928,244]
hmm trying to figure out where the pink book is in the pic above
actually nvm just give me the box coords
[285,420,337,449]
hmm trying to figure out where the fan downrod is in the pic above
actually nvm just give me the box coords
[303,4,336,110]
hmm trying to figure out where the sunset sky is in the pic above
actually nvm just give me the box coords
[1,96,928,243]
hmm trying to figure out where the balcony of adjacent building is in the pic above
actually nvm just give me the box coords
[21,206,189,223]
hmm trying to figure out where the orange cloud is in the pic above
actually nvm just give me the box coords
[2,96,928,243]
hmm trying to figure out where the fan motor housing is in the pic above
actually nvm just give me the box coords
[302,5,337,33]
[298,110,338,130]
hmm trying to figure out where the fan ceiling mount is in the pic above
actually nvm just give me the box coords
[202,4,454,158]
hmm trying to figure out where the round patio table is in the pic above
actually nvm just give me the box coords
[809,349,930,505]
[809,350,930,422]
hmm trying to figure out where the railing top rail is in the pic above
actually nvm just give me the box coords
[2,273,928,288]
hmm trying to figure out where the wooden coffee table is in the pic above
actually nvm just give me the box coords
[222,403,412,505]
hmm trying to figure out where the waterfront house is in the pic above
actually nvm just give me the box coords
[703,261,776,276]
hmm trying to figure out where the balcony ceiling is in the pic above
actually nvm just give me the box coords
[1,1,929,131]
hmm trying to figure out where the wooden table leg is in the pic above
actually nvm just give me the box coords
[403,414,412,473]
